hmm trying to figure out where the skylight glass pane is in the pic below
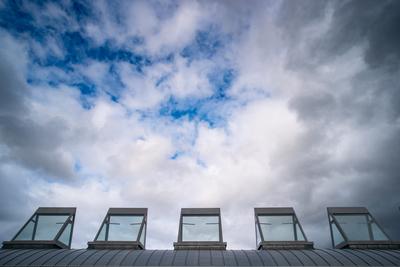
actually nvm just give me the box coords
[296,224,305,241]
[108,215,143,241]
[182,216,219,241]
[14,220,35,240]
[256,223,262,244]
[258,215,294,241]
[96,224,106,241]
[332,222,344,246]
[57,223,72,246]
[371,222,389,240]
[335,215,370,241]
[34,215,68,240]
[139,226,145,245]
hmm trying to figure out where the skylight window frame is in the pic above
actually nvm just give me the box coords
[3,207,76,249]
[327,207,393,249]
[254,207,313,250]
[88,208,147,250]
[174,208,227,250]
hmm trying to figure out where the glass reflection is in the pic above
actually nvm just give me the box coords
[14,219,35,240]
[371,222,389,240]
[182,216,220,241]
[258,215,295,241]
[296,224,305,241]
[335,215,370,241]
[35,215,68,240]
[57,223,72,245]
[107,215,143,241]
[96,224,106,241]
[332,222,344,246]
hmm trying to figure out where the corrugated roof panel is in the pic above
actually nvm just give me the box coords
[376,250,400,264]
[257,250,276,266]
[0,250,14,258]
[0,249,32,265]
[335,249,370,266]
[268,250,290,266]
[83,249,110,266]
[67,249,99,266]
[146,250,166,266]
[323,249,354,266]
[199,250,212,266]
[243,250,263,266]
[120,250,143,266]
[133,250,156,266]
[210,250,224,266]
[107,250,130,266]
[289,250,315,266]
[93,249,120,266]
[314,249,343,266]
[172,250,187,266]
[221,250,237,266]
[7,249,45,266]
[279,250,304,266]
[232,250,250,266]
[16,249,55,266]
[357,250,395,266]
[185,250,199,266]
[387,250,400,258]
[41,248,80,266]
[301,250,330,266]
[28,248,65,266]
[1,249,400,266]
[159,250,174,266]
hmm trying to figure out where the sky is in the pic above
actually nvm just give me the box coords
[0,0,400,249]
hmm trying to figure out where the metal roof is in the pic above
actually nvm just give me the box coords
[1,249,400,266]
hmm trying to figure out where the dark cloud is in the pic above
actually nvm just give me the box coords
[277,0,400,243]
[0,36,75,179]
[327,0,400,70]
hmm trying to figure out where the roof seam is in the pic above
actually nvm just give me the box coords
[241,249,253,266]
[308,249,330,266]
[265,250,278,266]
[376,250,400,263]
[26,249,56,266]
[354,249,383,266]
[274,250,290,266]
[132,249,145,266]
[12,249,46,266]
[287,250,305,266]
[326,248,356,266]
[2,249,34,265]
[104,250,123,266]
[342,249,373,266]
[254,251,267,266]
[144,249,157,266]
[317,249,344,266]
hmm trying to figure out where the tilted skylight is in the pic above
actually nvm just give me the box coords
[88,208,147,250]
[174,208,226,250]
[2,207,76,249]
[255,207,313,249]
[327,207,399,249]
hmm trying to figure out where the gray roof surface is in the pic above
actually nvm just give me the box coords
[0,249,400,266]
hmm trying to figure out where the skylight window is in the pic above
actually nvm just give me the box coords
[174,208,226,250]
[2,207,76,249]
[255,207,313,249]
[327,207,399,249]
[88,208,147,250]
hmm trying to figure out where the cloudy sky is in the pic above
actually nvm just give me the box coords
[0,0,400,249]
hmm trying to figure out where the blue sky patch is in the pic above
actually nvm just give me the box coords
[181,27,224,61]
